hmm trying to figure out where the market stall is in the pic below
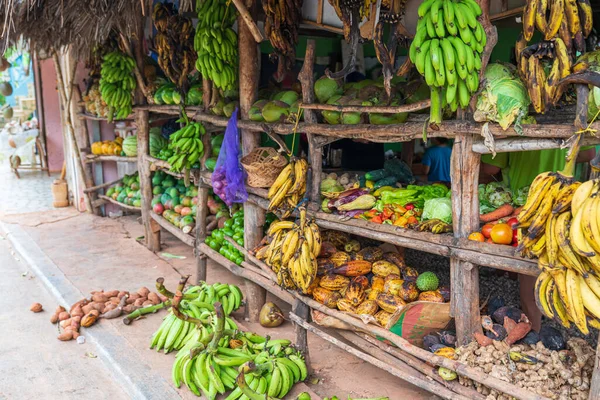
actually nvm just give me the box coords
[5,0,600,398]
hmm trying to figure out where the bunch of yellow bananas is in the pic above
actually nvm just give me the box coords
[255,209,321,294]
[194,0,238,91]
[517,0,593,113]
[516,38,572,114]
[152,3,196,90]
[522,175,600,334]
[522,0,592,48]
[409,0,486,126]
[99,51,136,122]
[267,158,308,217]
[263,0,302,74]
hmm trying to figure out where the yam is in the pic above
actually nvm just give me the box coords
[104,303,117,312]
[122,305,136,314]
[137,287,150,297]
[109,297,120,305]
[128,293,141,301]
[104,290,119,298]
[90,302,105,313]
[58,311,70,321]
[30,303,43,313]
[50,313,59,324]
[158,294,168,303]
[117,291,129,299]
[142,300,153,307]
[133,298,145,307]
[71,316,81,323]
[60,318,72,328]
[72,331,80,339]
[69,299,88,314]
[91,293,109,303]
[58,331,74,341]
[147,292,160,305]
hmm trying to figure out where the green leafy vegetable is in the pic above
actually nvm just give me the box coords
[422,198,453,224]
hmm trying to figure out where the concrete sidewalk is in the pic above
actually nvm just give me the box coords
[1,209,435,400]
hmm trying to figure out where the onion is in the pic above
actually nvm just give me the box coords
[259,302,285,328]
[213,180,223,190]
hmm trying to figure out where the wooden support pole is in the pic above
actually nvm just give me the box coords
[292,300,311,370]
[299,39,322,209]
[589,341,600,399]
[401,139,415,168]
[194,119,212,284]
[476,0,497,80]
[239,0,266,322]
[450,133,481,346]
[138,110,161,251]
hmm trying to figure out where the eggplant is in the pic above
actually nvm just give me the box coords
[330,188,370,208]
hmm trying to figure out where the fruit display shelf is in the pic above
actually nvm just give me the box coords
[77,112,135,121]
[84,154,138,163]
[244,193,538,277]
[97,194,141,213]
[146,155,199,184]
[149,210,195,247]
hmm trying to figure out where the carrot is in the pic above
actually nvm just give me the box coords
[480,204,514,223]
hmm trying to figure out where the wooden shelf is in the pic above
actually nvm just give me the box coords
[77,112,135,121]
[149,211,195,247]
[138,104,592,141]
[245,194,538,277]
[146,155,199,183]
[97,195,141,213]
[85,154,138,163]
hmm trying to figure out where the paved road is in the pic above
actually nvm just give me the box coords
[0,237,127,400]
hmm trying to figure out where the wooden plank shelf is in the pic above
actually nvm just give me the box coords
[137,104,593,140]
[97,195,141,213]
[149,211,195,247]
[77,112,134,121]
[146,155,199,183]
[85,154,138,163]
[245,194,538,277]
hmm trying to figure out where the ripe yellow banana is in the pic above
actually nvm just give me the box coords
[577,0,593,37]
[280,229,300,266]
[552,181,580,214]
[550,281,571,328]
[549,267,573,316]
[570,206,596,257]
[288,159,308,195]
[578,273,600,320]
[268,179,294,210]
[267,220,297,236]
[554,211,587,274]
[583,273,600,298]
[527,182,561,238]
[571,180,595,214]
[580,194,600,255]
[566,268,589,334]
[544,0,563,39]
[519,173,555,223]
[564,0,581,36]
[268,162,294,199]
[535,271,555,318]
[522,0,537,41]
[545,213,559,267]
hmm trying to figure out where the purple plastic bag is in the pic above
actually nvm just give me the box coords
[211,108,247,207]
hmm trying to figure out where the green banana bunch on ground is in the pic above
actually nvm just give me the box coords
[169,298,308,399]
[167,121,206,172]
[99,51,137,122]
[409,0,486,126]
[194,0,238,90]
[150,282,242,352]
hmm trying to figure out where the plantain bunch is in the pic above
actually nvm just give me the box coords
[99,51,136,122]
[409,0,486,126]
[194,0,238,91]
[254,208,322,294]
[263,0,303,74]
[266,158,308,218]
[152,3,197,91]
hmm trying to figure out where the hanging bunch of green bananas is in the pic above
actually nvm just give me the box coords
[167,121,206,173]
[99,51,136,122]
[194,0,238,91]
[170,301,307,399]
[150,282,243,353]
[409,0,486,126]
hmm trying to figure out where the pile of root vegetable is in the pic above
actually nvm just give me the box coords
[46,287,168,342]
[456,338,594,399]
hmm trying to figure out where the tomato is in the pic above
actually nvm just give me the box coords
[405,203,415,210]
[481,223,494,239]
[468,232,485,242]
[491,223,513,245]
[486,238,494,244]
[513,229,518,243]
[506,217,519,229]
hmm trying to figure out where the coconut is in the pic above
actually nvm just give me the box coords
[261,101,290,123]
[3,106,13,119]
[0,82,13,96]
[274,90,299,106]
[314,76,343,104]
[249,99,268,121]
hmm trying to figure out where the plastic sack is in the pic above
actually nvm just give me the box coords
[212,108,247,207]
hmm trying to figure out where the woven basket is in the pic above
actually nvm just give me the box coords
[242,147,288,188]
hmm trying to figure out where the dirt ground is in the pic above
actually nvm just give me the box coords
[6,208,436,400]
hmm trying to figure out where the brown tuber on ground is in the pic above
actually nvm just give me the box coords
[57,331,74,341]
[137,287,150,297]
[147,292,160,305]
[104,290,119,298]
[71,305,84,318]
[91,293,108,303]
[30,302,43,313]
[58,311,70,321]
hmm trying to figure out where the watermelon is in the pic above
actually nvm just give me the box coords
[122,135,137,156]
[211,133,224,148]
[149,131,167,157]
[106,187,116,197]
[205,157,217,172]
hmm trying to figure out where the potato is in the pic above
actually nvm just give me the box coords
[55,305,67,314]
[71,316,81,323]
[72,331,80,339]
[129,293,141,301]
[69,299,88,314]
[90,290,104,295]
[109,297,120,305]
[137,287,150,297]
[122,305,136,314]
[147,292,160,305]
[60,318,72,328]
[133,298,145,307]
[30,303,43,313]
[158,294,168,303]
[142,300,153,307]
[126,297,136,305]
[104,290,119,298]
[81,304,94,315]
[50,314,59,324]
[91,293,109,303]
[90,302,105,313]
[117,291,129,299]
[104,303,117,312]
[58,331,74,341]
[71,305,84,318]
[58,311,70,321]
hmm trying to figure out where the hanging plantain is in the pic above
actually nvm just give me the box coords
[327,0,363,79]
[263,0,303,80]
[373,0,411,96]
[152,3,196,91]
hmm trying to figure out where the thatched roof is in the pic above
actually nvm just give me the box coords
[0,0,148,55]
